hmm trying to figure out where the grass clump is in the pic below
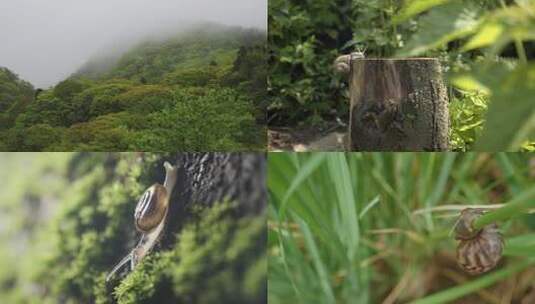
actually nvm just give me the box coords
[268,153,535,304]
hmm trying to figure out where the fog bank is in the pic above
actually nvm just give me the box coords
[0,0,267,88]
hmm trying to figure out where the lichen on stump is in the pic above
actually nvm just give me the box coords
[347,58,449,151]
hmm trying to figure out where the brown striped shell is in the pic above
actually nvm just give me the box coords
[134,184,169,233]
[455,208,503,275]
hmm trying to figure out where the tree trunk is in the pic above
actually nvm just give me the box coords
[346,58,449,151]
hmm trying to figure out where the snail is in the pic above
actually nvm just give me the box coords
[454,208,504,275]
[333,48,366,75]
[334,54,352,74]
[106,161,178,282]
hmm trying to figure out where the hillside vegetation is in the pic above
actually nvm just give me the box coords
[0,25,266,151]
[0,67,34,135]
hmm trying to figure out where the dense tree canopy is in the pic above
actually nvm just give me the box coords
[0,67,34,130]
[0,24,267,151]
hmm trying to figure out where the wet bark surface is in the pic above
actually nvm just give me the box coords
[173,153,266,214]
[348,58,449,151]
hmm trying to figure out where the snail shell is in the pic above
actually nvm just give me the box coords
[333,52,366,75]
[455,208,504,275]
[106,161,177,282]
[134,184,169,233]
[334,54,351,74]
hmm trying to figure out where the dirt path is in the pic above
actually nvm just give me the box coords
[268,125,347,151]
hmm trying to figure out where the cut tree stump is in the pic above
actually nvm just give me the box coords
[337,57,449,151]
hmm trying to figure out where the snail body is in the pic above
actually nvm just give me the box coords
[106,161,178,282]
[455,208,504,275]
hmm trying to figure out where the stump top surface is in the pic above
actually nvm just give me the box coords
[353,57,438,61]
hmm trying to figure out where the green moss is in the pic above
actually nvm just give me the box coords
[0,153,265,303]
[105,200,266,304]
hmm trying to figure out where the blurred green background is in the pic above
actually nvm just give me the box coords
[0,153,266,303]
[268,153,535,303]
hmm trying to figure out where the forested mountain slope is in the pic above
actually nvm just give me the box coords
[0,24,266,151]
[0,67,34,132]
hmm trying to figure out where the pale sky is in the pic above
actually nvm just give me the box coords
[0,0,267,88]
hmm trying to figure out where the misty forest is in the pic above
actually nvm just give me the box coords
[0,25,266,151]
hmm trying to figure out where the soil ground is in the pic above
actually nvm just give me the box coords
[268,121,347,151]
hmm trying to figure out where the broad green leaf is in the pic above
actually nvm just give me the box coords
[397,2,481,57]
[462,4,535,53]
[515,0,532,6]
[462,22,504,51]
[450,74,490,94]
[476,63,535,151]
[393,0,450,24]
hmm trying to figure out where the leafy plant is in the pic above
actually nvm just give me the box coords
[269,0,535,151]
[268,0,415,126]
[397,0,535,150]
[449,89,489,151]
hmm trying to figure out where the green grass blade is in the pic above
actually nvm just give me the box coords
[474,186,535,229]
[269,203,304,301]
[326,153,359,261]
[397,2,481,57]
[295,215,336,304]
[359,195,381,219]
[409,259,535,304]
[504,233,535,257]
[280,153,327,217]
[423,153,457,230]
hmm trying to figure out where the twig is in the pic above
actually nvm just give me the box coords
[367,228,425,243]
[413,204,505,215]
[413,205,535,216]
[382,269,412,304]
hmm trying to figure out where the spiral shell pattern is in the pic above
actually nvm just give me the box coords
[134,184,169,233]
[455,208,503,275]
[334,55,351,74]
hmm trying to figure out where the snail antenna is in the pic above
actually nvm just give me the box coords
[163,161,178,195]
[448,212,463,237]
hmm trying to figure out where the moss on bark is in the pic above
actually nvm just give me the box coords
[0,152,266,303]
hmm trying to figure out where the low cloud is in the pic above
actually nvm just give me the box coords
[0,0,266,87]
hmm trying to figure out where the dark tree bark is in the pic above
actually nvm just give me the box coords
[163,152,266,245]
[173,153,266,212]
[107,153,267,303]
[345,58,449,151]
